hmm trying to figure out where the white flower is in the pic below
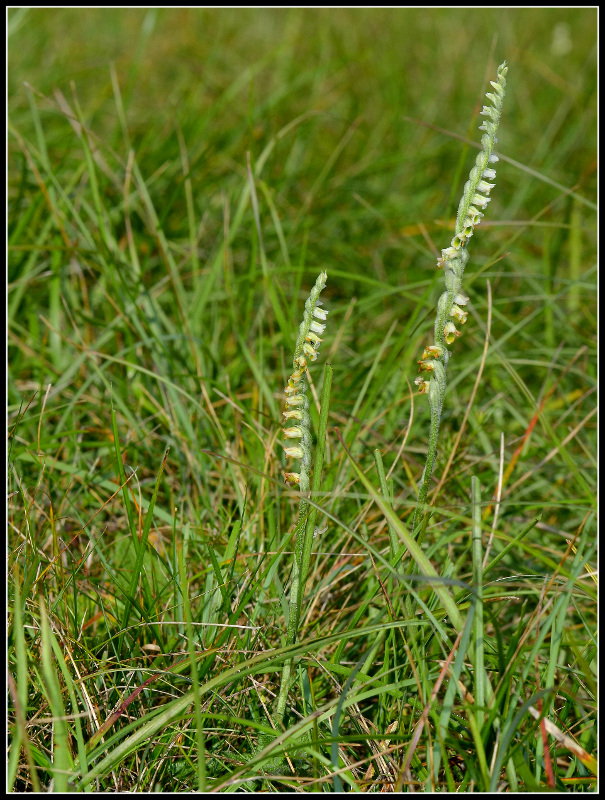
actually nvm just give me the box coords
[444,321,461,344]
[471,193,491,209]
[450,305,468,324]
[303,342,318,360]
[476,180,495,195]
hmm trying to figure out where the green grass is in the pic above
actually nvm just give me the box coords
[8,8,597,792]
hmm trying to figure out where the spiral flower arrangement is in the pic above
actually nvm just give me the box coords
[259,270,330,742]
[413,62,508,529]
[282,270,328,494]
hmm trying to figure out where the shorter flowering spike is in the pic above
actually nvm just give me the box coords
[282,271,328,491]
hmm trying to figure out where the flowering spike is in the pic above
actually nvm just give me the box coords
[282,272,328,492]
[413,62,508,531]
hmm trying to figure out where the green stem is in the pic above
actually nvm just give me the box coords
[471,476,485,730]
[299,364,332,612]
[275,364,332,727]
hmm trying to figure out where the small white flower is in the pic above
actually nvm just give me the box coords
[415,376,430,394]
[303,342,318,360]
[450,305,468,324]
[467,205,484,220]
[421,344,445,360]
[417,358,436,373]
[471,193,491,209]
[476,180,495,195]
[478,120,496,136]
[480,105,498,120]
[444,321,461,344]
[284,426,304,439]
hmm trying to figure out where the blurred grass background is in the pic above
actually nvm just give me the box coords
[8,7,597,791]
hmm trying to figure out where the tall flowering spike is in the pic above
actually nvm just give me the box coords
[418,61,507,380]
[412,62,508,531]
[283,272,328,491]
